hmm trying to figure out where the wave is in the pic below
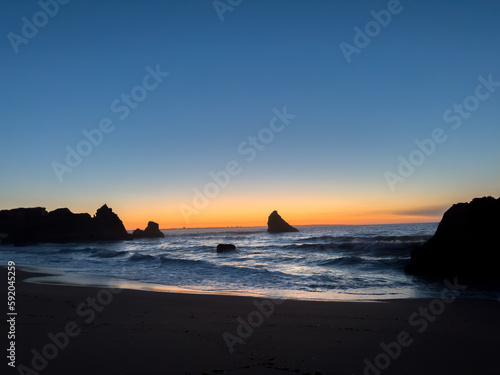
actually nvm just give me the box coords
[317,254,410,271]
[57,247,128,258]
[282,236,428,256]
[128,253,155,261]
[282,241,412,253]
[298,235,355,243]
[159,256,204,266]
[158,255,293,283]
[299,235,431,243]
[372,235,432,242]
[89,249,128,258]
[319,256,364,266]
[377,257,410,268]
[58,247,97,254]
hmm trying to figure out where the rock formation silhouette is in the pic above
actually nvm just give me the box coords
[267,210,298,233]
[405,196,500,280]
[133,221,164,238]
[0,204,132,245]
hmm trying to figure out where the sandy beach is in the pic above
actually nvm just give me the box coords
[2,266,499,375]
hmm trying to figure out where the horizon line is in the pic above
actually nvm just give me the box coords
[142,221,440,231]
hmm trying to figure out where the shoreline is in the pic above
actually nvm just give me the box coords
[2,266,500,374]
[9,263,500,302]
[14,265,390,303]
[18,265,266,299]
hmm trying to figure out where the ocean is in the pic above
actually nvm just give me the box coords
[1,223,498,300]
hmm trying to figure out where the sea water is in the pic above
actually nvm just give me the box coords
[1,223,498,300]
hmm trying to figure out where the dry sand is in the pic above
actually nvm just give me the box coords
[2,267,499,375]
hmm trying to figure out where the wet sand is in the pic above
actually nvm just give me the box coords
[2,267,500,375]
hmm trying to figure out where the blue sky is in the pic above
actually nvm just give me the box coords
[1,0,499,228]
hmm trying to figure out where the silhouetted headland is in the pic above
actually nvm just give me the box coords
[267,210,298,233]
[133,221,164,238]
[0,204,148,245]
[405,196,500,280]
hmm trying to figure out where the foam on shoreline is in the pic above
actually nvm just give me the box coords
[13,265,387,302]
[17,265,264,297]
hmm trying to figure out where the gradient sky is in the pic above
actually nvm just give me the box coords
[1,0,499,229]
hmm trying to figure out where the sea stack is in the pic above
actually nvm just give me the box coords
[405,196,500,280]
[267,210,299,233]
[133,221,165,238]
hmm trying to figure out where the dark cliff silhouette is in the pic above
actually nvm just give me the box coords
[0,204,132,245]
[405,196,500,280]
[267,210,299,233]
[133,221,164,238]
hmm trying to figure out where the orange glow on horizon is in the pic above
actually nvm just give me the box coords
[120,206,443,230]
[109,190,452,229]
[28,191,454,230]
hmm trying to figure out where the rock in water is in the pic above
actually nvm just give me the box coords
[132,228,144,238]
[217,244,236,253]
[267,210,298,233]
[405,196,500,280]
[133,221,164,238]
[143,221,164,237]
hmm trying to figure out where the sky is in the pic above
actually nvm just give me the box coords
[1,0,499,229]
